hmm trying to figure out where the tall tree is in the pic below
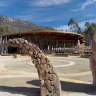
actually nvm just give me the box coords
[84,22,96,46]
[68,17,82,33]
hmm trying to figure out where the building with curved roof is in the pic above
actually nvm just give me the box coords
[0,29,84,54]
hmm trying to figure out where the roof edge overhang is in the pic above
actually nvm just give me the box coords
[0,30,84,38]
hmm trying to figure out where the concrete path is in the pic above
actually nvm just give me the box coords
[0,55,95,96]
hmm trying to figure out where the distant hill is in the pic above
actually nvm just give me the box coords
[0,15,37,34]
[0,15,56,35]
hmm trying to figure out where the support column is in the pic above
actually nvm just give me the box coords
[90,30,96,85]
[0,37,3,55]
[1,36,8,55]
[5,36,8,55]
[1,37,4,55]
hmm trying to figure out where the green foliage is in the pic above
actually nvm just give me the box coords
[85,22,96,32]
[68,17,82,33]
[0,26,12,35]
[68,17,77,26]
[84,22,96,45]
[29,26,56,31]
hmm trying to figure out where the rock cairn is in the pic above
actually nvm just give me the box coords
[5,38,61,96]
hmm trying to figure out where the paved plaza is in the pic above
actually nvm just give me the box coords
[0,55,96,96]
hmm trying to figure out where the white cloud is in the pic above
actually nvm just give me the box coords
[0,1,8,7]
[85,14,96,17]
[36,16,59,22]
[17,13,56,22]
[0,0,18,8]
[17,15,58,23]
[0,3,6,7]
[70,9,78,12]
[71,0,96,12]
[79,19,96,30]
[32,0,71,7]
[56,19,96,31]
[79,19,96,25]
[81,0,96,10]
[37,18,54,22]
[16,15,37,21]
[56,25,70,31]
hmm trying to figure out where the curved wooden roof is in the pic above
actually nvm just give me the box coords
[0,30,84,43]
[0,30,83,37]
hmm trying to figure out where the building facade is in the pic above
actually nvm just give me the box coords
[0,30,84,54]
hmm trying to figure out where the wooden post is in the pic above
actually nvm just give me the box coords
[0,37,3,55]
[0,36,8,55]
[1,37,4,55]
[5,36,8,54]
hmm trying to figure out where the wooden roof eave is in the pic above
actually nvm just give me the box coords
[0,30,84,40]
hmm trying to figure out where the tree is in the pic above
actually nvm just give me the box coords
[85,22,96,32]
[68,17,82,33]
[0,26,12,35]
[84,22,96,46]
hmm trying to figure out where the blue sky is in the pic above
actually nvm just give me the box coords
[0,0,96,31]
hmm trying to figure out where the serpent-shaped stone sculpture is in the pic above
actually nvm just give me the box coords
[4,38,61,96]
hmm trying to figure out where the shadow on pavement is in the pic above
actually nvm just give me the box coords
[27,80,96,95]
[0,86,40,96]
[0,80,96,96]
[61,81,96,95]
[27,80,40,87]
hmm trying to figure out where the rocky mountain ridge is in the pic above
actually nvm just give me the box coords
[0,15,37,33]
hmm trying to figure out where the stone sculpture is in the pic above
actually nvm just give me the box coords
[4,38,61,96]
[91,30,96,85]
